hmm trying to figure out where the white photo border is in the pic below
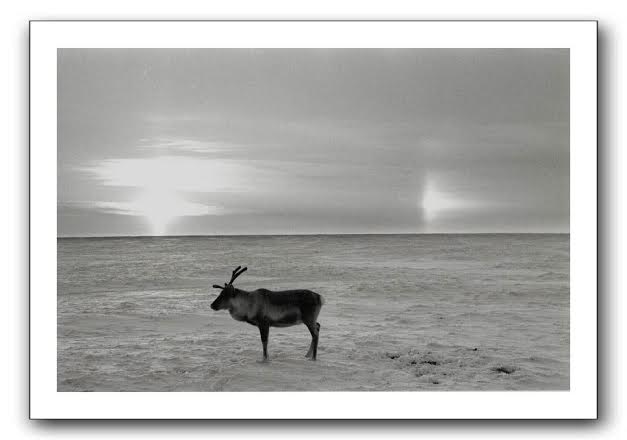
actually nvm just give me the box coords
[30,20,597,419]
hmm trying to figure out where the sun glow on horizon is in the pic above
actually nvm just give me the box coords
[421,177,480,224]
[133,190,211,235]
[92,189,219,236]
[80,155,246,235]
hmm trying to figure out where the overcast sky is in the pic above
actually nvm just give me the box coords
[58,49,569,236]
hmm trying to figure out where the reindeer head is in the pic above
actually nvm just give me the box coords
[210,266,247,311]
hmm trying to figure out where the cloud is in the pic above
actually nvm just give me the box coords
[77,155,267,193]
[90,199,224,217]
[91,191,227,235]
[136,137,231,154]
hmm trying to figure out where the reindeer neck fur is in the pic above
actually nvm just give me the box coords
[227,288,256,323]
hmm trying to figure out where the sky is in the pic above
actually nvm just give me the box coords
[57,49,569,236]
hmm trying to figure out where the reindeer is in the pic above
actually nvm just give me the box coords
[210,266,324,361]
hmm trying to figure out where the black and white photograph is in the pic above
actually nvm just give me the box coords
[23,19,599,420]
[56,47,571,392]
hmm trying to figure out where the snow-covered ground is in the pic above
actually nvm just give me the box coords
[58,234,569,391]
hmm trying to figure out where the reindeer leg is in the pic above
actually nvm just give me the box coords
[305,322,321,358]
[305,321,320,361]
[314,322,320,360]
[258,324,269,361]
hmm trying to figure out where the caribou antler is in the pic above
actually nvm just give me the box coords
[228,266,247,285]
[212,266,248,289]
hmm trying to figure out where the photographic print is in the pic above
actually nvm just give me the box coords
[31,21,596,418]
[57,47,570,392]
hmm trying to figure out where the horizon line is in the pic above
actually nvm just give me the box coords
[57,231,570,239]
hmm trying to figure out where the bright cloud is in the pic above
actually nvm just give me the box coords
[92,190,226,235]
[78,155,263,234]
[78,155,266,193]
